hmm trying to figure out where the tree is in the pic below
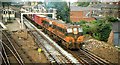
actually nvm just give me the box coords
[46,2,70,23]
[92,19,111,41]
[105,16,119,23]
[75,18,112,42]
[76,2,90,7]
[2,2,11,8]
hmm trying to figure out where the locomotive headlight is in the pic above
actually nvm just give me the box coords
[78,28,83,32]
[67,28,72,33]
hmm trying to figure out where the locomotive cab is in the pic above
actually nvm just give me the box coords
[65,25,84,49]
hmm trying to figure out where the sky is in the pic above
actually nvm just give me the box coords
[23,0,119,2]
[0,0,119,2]
[0,0,79,2]
[0,0,75,2]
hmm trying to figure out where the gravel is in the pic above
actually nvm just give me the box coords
[83,39,119,63]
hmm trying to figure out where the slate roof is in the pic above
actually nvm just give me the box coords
[70,6,100,11]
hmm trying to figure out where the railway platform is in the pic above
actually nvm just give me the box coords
[5,19,21,31]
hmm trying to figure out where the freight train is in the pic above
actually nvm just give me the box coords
[25,14,84,49]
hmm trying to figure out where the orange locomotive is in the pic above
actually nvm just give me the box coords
[28,14,84,49]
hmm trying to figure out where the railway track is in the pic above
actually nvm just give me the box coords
[23,18,80,64]
[31,31,71,64]
[72,48,109,65]
[58,43,109,65]
[59,40,109,65]
[1,31,24,65]
[80,49,109,64]
[1,31,35,65]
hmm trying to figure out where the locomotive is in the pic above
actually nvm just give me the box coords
[2,9,15,20]
[25,14,84,49]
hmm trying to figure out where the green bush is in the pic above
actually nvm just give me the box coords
[106,16,119,22]
[75,17,112,42]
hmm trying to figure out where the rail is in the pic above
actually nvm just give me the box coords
[23,17,80,64]
[24,16,110,65]
[1,31,25,65]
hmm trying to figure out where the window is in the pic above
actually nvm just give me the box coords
[67,28,72,33]
[9,11,11,14]
[73,28,78,34]
[3,11,6,14]
[78,28,83,32]
[73,28,77,32]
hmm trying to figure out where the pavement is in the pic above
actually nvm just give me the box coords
[5,18,21,31]
[0,5,23,31]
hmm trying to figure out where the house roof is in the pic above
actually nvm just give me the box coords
[90,3,119,9]
[70,6,100,11]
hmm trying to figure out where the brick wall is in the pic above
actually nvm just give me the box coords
[70,11,83,17]
[70,11,95,22]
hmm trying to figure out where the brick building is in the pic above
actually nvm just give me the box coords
[70,6,98,22]
[91,2,120,19]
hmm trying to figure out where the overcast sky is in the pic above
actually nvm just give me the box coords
[0,0,119,2]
